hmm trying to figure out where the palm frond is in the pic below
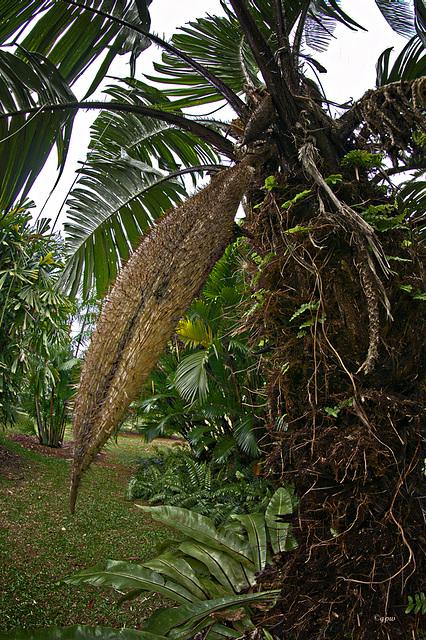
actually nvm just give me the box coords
[0,50,76,212]
[61,78,227,297]
[376,0,415,38]
[177,318,214,349]
[147,14,259,110]
[89,80,220,176]
[398,172,426,240]
[1,0,151,97]
[234,414,261,457]
[174,350,211,404]
[61,159,187,298]
[376,35,426,86]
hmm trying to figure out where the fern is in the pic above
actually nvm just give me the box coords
[126,448,275,525]
[405,592,426,615]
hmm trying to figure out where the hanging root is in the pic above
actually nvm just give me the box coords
[298,142,392,374]
[70,156,259,513]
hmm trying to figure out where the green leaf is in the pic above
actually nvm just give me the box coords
[178,540,255,592]
[265,488,294,554]
[376,0,415,38]
[0,50,77,212]
[0,625,167,640]
[176,317,213,349]
[231,512,268,572]
[64,560,196,604]
[142,591,280,637]
[281,189,311,210]
[142,552,210,600]
[173,350,211,404]
[290,301,320,322]
[138,505,253,566]
[147,14,259,109]
[15,1,151,94]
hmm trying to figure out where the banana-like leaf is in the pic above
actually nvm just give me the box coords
[178,540,255,593]
[64,559,195,604]
[138,505,253,566]
[264,487,294,554]
[231,512,268,573]
[142,552,210,601]
[2,0,151,96]
[0,626,167,640]
[142,591,280,637]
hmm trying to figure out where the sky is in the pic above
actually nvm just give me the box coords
[28,0,409,227]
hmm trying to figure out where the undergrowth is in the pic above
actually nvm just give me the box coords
[126,447,275,525]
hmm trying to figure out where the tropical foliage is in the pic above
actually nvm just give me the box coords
[0,207,73,436]
[62,489,294,639]
[21,341,79,446]
[126,446,274,525]
[1,1,426,639]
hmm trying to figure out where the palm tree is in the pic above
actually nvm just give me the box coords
[1,1,425,638]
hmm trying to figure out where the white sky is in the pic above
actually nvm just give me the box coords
[28,0,409,228]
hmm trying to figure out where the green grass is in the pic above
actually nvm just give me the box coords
[0,431,177,633]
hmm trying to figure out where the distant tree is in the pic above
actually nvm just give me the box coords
[0,208,73,443]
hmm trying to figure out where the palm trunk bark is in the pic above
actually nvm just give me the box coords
[245,149,426,639]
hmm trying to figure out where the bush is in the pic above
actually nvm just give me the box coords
[126,447,275,525]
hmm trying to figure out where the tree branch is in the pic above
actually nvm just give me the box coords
[228,0,299,128]
[273,0,297,89]
[63,0,250,122]
[1,101,236,159]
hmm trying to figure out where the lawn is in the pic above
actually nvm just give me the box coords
[0,430,178,633]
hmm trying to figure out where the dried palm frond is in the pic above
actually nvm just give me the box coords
[70,157,257,512]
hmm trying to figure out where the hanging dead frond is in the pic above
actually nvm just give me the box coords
[339,76,426,162]
[70,156,259,512]
[298,141,392,374]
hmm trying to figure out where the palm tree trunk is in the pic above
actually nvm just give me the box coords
[246,153,426,639]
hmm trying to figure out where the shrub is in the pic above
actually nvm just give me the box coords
[126,447,275,525]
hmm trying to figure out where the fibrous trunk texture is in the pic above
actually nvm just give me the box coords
[243,160,426,639]
[71,158,256,512]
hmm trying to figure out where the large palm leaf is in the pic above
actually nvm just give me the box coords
[0,0,152,213]
[61,79,222,296]
[0,0,151,96]
[0,50,76,212]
